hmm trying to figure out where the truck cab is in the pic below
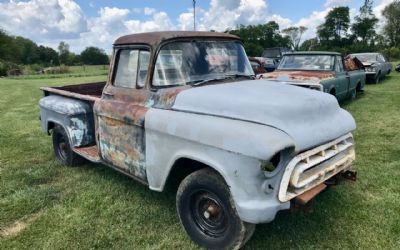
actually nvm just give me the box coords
[39,31,357,249]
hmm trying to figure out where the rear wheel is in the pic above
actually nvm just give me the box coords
[176,168,255,249]
[52,125,85,166]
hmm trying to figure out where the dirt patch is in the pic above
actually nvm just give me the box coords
[0,211,42,237]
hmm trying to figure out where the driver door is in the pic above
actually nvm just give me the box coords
[94,48,151,182]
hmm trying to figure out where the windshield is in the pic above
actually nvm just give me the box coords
[352,54,378,62]
[278,54,335,71]
[152,41,253,87]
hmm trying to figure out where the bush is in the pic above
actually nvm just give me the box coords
[380,47,400,61]
[0,60,23,76]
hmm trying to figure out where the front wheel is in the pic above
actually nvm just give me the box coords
[374,73,381,84]
[176,168,255,249]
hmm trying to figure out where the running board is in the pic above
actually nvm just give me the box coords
[73,145,101,163]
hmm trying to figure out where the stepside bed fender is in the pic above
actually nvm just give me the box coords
[39,95,95,147]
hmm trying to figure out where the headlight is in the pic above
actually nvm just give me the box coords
[366,67,376,72]
[261,153,280,172]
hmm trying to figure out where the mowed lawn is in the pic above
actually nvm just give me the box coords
[0,72,399,249]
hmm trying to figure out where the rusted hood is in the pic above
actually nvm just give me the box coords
[171,80,356,151]
[260,70,334,83]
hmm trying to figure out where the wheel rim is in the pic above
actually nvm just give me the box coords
[57,132,68,161]
[190,190,228,238]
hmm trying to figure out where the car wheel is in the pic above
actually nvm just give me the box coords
[350,88,357,100]
[52,125,85,166]
[176,168,255,250]
[374,73,380,84]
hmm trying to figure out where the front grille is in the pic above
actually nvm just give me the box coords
[278,133,355,202]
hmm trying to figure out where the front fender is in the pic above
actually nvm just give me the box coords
[144,109,294,223]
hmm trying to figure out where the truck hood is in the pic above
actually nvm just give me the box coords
[172,80,356,151]
[260,70,334,83]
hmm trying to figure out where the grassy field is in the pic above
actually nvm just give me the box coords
[0,72,399,249]
[12,65,109,79]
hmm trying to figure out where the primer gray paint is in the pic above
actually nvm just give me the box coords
[172,80,356,152]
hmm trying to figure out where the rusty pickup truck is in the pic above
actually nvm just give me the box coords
[260,51,366,101]
[39,31,357,249]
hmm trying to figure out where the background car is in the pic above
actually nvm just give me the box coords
[348,53,392,84]
[261,47,292,72]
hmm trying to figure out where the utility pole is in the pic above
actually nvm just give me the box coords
[193,0,196,31]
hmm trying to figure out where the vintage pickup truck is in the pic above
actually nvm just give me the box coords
[39,31,357,249]
[260,51,366,101]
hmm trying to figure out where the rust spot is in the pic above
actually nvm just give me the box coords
[260,70,334,83]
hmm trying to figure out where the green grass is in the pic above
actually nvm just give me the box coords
[0,72,399,249]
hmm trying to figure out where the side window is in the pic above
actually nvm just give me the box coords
[114,50,138,88]
[138,51,150,88]
[335,56,344,72]
[114,49,150,88]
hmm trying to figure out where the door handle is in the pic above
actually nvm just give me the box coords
[103,91,114,96]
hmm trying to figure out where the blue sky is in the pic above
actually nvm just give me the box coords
[0,0,392,53]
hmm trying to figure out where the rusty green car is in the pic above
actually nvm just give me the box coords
[260,51,366,101]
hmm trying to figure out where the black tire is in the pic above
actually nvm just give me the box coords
[176,168,255,250]
[350,88,357,100]
[374,73,381,84]
[52,125,85,166]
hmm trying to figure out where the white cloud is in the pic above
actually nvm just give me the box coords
[0,0,87,40]
[268,14,292,29]
[3,0,392,54]
[200,0,269,31]
[295,8,331,40]
[144,7,157,16]
[324,0,351,8]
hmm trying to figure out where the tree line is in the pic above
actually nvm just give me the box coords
[0,29,109,76]
[229,0,400,59]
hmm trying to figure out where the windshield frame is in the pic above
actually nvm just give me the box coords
[277,54,336,71]
[150,39,254,89]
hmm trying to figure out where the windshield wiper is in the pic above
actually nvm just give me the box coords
[224,73,255,79]
[190,74,255,87]
[191,77,226,86]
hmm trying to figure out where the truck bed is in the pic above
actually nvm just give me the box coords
[41,81,106,102]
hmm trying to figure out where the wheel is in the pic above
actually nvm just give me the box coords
[176,168,255,250]
[350,88,357,100]
[374,73,381,84]
[52,125,85,166]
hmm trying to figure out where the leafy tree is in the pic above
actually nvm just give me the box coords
[351,0,379,44]
[382,0,400,47]
[317,7,350,46]
[80,47,109,65]
[58,41,71,65]
[282,26,307,50]
[229,21,290,56]
[37,46,59,66]
[299,38,319,51]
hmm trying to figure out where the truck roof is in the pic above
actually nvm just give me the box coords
[284,51,341,56]
[114,31,241,47]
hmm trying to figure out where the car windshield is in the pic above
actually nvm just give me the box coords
[352,54,378,62]
[152,41,253,87]
[278,54,335,71]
